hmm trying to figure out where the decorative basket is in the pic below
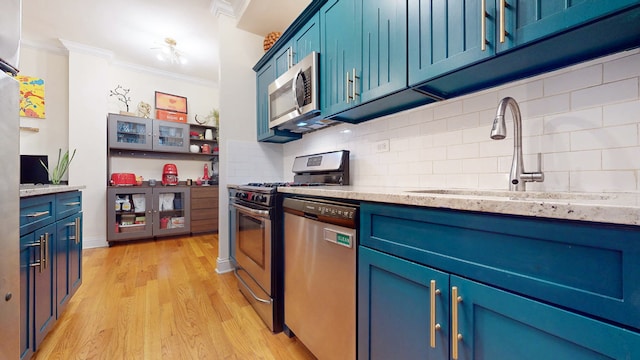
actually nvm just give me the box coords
[264,31,282,52]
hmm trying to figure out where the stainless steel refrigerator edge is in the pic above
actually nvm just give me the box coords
[0,71,21,359]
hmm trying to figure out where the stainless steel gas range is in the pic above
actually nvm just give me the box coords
[229,150,350,333]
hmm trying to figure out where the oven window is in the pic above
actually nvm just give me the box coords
[237,213,266,268]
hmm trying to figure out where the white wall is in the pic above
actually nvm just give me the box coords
[216,14,284,273]
[282,50,640,193]
[18,45,69,164]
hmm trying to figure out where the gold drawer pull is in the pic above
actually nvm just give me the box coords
[451,286,463,359]
[430,280,441,348]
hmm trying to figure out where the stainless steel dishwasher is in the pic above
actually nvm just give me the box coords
[283,196,358,360]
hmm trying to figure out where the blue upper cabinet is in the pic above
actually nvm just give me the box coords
[408,0,494,87]
[320,0,359,117]
[322,0,423,121]
[410,0,640,97]
[360,0,407,103]
[292,13,320,64]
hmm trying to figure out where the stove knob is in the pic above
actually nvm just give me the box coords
[240,192,248,199]
[256,195,266,202]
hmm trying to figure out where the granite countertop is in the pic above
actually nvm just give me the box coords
[20,184,86,197]
[276,186,640,227]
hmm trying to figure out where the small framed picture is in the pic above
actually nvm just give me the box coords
[155,91,187,113]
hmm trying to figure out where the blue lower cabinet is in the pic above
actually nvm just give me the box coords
[358,246,449,360]
[20,191,83,359]
[359,246,640,359]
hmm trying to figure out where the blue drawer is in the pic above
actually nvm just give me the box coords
[20,194,56,236]
[55,191,82,220]
[360,202,640,331]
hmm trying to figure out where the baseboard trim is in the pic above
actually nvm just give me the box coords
[216,257,234,274]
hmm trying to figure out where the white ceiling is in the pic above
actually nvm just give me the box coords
[20,0,310,85]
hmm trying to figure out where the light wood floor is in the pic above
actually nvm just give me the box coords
[33,234,316,360]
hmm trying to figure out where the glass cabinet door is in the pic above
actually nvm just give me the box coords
[153,186,191,236]
[107,187,153,241]
[152,121,190,153]
[108,114,153,151]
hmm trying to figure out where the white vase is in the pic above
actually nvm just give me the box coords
[205,129,213,140]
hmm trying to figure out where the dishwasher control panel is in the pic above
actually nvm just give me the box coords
[283,197,358,227]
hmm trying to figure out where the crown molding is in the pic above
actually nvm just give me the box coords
[58,38,114,60]
[210,0,248,18]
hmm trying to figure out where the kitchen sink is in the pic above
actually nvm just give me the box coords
[404,189,616,201]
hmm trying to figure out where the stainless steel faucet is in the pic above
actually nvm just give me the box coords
[490,97,544,191]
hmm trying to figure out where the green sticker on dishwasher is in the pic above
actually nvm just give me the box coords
[336,233,351,246]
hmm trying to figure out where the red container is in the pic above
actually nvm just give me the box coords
[110,173,136,186]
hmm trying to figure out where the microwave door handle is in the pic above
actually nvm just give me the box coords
[291,68,303,114]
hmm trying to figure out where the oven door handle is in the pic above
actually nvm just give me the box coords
[234,268,273,304]
[231,202,271,219]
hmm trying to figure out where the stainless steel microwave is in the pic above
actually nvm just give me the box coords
[268,51,333,133]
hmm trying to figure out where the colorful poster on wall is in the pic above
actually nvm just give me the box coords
[18,76,46,118]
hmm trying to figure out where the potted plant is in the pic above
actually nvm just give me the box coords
[40,148,76,185]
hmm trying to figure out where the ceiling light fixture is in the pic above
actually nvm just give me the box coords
[154,37,187,65]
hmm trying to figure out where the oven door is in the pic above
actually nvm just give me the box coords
[230,200,276,329]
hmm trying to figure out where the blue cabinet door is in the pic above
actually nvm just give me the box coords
[501,0,639,52]
[292,13,320,64]
[359,246,450,360]
[33,223,55,349]
[453,275,640,359]
[273,41,292,78]
[320,0,359,117]
[408,0,494,87]
[55,212,82,318]
[360,0,407,103]
[19,233,34,360]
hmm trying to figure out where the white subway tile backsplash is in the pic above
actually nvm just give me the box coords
[571,78,639,110]
[281,52,640,194]
[544,150,601,172]
[433,159,462,174]
[602,147,640,170]
[603,100,640,127]
[604,52,640,83]
[498,80,544,102]
[433,100,463,119]
[570,171,637,192]
[420,146,447,161]
[447,112,480,131]
[419,118,448,135]
[570,124,638,151]
[543,64,602,96]
[544,107,602,134]
[520,93,571,118]
[447,143,479,159]
[463,91,499,113]
[463,157,497,174]
[432,130,463,147]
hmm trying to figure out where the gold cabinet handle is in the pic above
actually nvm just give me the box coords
[430,280,442,348]
[26,210,50,218]
[500,0,508,43]
[481,0,487,51]
[451,286,463,359]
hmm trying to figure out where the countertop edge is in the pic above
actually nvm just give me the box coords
[275,186,640,227]
[20,185,87,198]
